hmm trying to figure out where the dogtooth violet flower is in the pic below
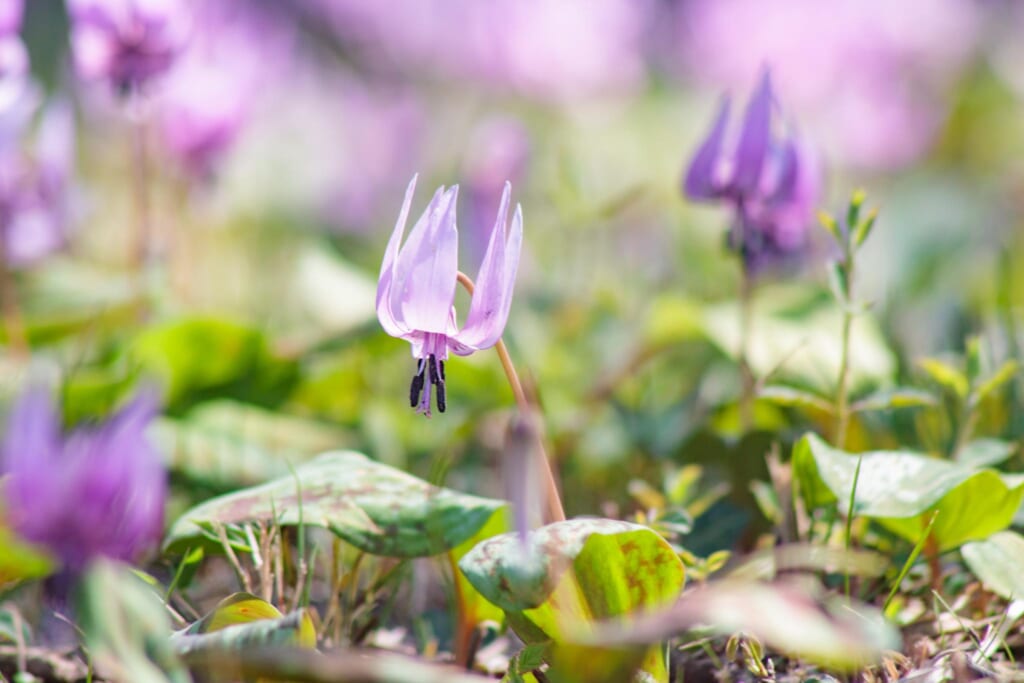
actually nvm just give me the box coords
[684,69,821,273]
[1,385,166,573]
[67,0,190,93]
[377,174,523,417]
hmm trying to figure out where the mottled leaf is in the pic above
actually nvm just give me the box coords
[166,451,505,558]
[793,433,1024,551]
[460,519,684,682]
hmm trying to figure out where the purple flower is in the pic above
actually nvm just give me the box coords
[0,100,76,268]
[67,0,190,93]
[684,70,821,273]
[1,386,166,573]
[0,34,36,152]
[0,0,22,36]
[377,175,523,416]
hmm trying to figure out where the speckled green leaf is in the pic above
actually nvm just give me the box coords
[793,433,1024,551]
[962,531,1024,601]
[459,518,685,682]
[165,451,505,558]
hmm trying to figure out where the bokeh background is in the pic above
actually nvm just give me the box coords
[9,0,1024,546]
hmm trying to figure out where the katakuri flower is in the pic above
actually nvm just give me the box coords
[684,69,821,273]
[1,386,166,573]
[67,0,190,93]
[377,175,523,417]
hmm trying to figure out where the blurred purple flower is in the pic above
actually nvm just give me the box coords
[684,71,821,273]
[67,0,190,92]
[462,117,530,266]
[675,0,979,169]
[0,100,75,268]
[0,33,36,151]
[309,0,650,101]
[377,175,523,416]
[1,386,165,573]
[0,0,22,35]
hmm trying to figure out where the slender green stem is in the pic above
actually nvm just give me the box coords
[843,455,863,598]
[457,272,565,523]
[834,251,855,449]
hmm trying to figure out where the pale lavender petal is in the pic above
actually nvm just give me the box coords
[455,186,522,351]
[732,70,773,198]
[376,174,418,337]
[390,186,459,334]
[683,95,730,200]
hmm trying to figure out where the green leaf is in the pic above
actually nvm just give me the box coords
[850,387,937,412]
[956,439,1016,468]
[918,357,969,398]
[172,595,316,655]
[153,400,351,489]
[758,385,834,414]
[962,531,1024,601]
[129,317,296,409]
[449,508,510,630]
[165,451,506,558]
[793,433,1024,551]
[0,521,55,589]
[459,519,685,682]
[77,560,189,683]
[585,580,897,672]
[973,359,1019,406]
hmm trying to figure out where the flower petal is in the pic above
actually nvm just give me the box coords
[376,174,418,337]
[732,69,773,198]
[456,184,522,351]
[683,94,731,200]
[390,185,459,334]
[1,385,61,480]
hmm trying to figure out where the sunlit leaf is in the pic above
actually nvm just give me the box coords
[962,531,1024,601]
[850,387,937,412]
[0,521,55,590]
[956,439,1016,468]
[758,385,834,414]
[460,518,685,682]
[165,451,505,558]
[972,359,1019,406]
[917,357,968,398]
[793,433,1024,550]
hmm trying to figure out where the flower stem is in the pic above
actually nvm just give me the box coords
[834,256,855,449]
[456,271,565,523]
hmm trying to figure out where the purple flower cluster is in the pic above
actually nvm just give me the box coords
[684,71,821,274]
[377,175,523,416]
[1,387,166,573]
